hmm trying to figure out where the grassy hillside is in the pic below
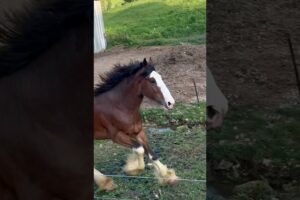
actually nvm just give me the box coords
[101,0,206,47]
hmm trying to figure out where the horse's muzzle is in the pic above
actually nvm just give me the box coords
[165,100,175,109]
[206,106,225,129]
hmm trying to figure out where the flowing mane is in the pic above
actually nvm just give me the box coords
[0,0,92,78]
[94,61,155,96]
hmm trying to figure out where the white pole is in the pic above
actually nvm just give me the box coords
[94,1,107,53]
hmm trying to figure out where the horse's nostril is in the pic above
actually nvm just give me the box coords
[168,102,171,106]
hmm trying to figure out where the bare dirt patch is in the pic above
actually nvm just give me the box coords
[94,44,206,107]
[207,0,300,106]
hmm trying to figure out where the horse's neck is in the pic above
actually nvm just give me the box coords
[113,79,143,112]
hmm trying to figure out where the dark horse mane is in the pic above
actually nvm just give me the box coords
[0,0,92,78]
[94,60,155,96]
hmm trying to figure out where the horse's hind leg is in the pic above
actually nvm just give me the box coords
[137,130,178,185]
[94,168,116,191]
[111,132,145,175]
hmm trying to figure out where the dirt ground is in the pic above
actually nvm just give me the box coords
[94,44,206,107]
[207,0,300,107]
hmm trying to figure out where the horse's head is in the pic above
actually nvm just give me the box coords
[206,67,228,129]
[139,58,175,109]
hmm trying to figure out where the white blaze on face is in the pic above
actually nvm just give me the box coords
[149,71,175,109]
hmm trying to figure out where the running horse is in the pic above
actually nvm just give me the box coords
[0,1,93,199]
[94,58,178,191]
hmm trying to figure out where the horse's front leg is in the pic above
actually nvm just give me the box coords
[123,143,146,176]
[111,131,146,175]
[137,129,178,185]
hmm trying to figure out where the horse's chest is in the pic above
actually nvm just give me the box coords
[127,122,142,134]
[96,103,142,134]
[115,113,142,134]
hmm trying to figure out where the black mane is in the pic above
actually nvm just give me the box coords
[94,61,155,96]
[0,0,92,78]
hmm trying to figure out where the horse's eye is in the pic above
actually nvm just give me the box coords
[150,78,156,84]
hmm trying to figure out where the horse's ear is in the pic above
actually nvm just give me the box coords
[143,58,147,66]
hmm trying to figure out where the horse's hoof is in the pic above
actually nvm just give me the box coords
[156,168,179,185]
[123,153,145,175]
[100,177,117,191]
[164,169,178,185]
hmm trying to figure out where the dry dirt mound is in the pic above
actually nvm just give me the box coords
[94,45,206,107]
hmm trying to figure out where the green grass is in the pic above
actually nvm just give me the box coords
[208,104,300,199]
[102,0,206,47]
[100,0,125,10]
[141,102,206,127]
[94,102,206,199]
[209,105,300,168]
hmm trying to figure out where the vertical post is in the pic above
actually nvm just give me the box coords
[192,79,200,104]
[94,1,107,53]
[287,34,300,97]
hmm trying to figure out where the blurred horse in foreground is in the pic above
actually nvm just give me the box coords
[0,1,93,199]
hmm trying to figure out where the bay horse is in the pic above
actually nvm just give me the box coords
[0,1,93,199]
[94,58,178,191]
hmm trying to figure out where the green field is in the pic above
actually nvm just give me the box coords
[94,102,206,199]
[101,0,206,47]
[209,104,300,199]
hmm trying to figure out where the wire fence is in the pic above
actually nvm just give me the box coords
[94,177,206,199]
[94,174,206,199]
[94,197,134,200]
[103,174,206,183]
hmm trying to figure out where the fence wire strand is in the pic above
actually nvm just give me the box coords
[103,174,206,183]
[94,197,135,200]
